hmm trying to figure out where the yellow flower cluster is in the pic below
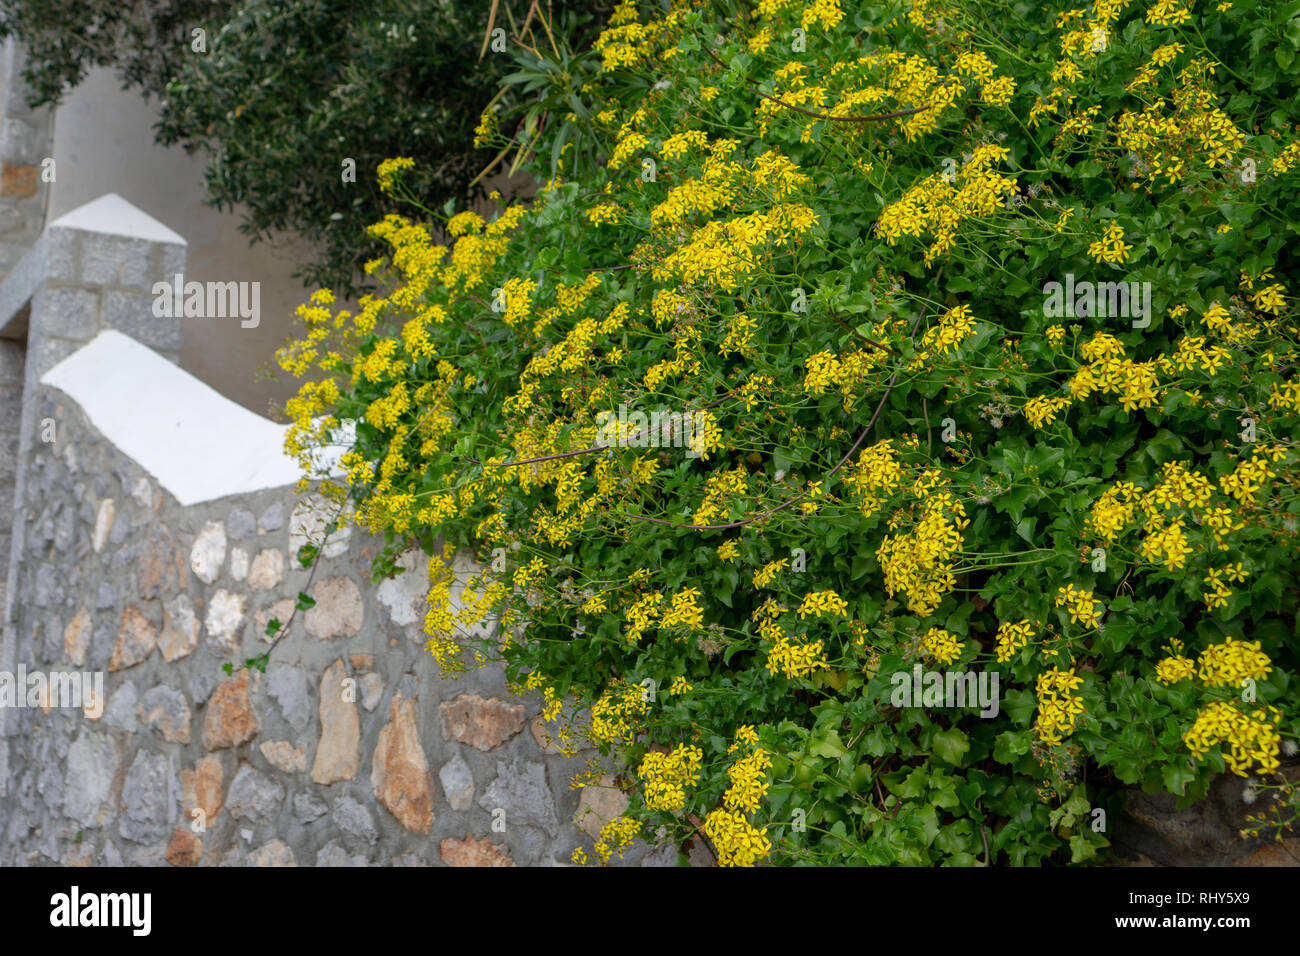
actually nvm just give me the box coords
[592,1,683,72]
[1089,450,1277,564]
[876,145,1017,265]
[624,591,665,643]
[1055,584,1101,628]
[1087,222,1132,263]
[724,747,773,814]
[694,465,749,526]
[1183,703,1282,775]
[1034,667,1086,745]
[586,202,621,225]
[800,0,844,31]
[766,632,829,680]
[802,347,889,408]
[1271,140,1300,175]
[719,312,757,357]
[472,107,500,149]
[590,679,651,745]
[843,439,904,517]
[651,203,819,291]
[846,50,968,140]
[703,734,773,866]
[1114,61,1246,187]
[668,675,693,695]
[1025,395,1073,429]
[1201,563,1248,610]
[1219,446,1282,505]
[638,744,704,812]
[877,491,968,616]
[1196,637,1272,689]
[1147,0,1192,27]
[1068,333,1162,411]
[911,304,978,369]
[751,148,811,198]
[753,557,789,589]
[650,148,743,227]
[376,156,414,195]
[796,589,849,619]
[995,620,1037,663]
[1155,652,1196,684]
[661,587,705,631]
[422,546,467,675]
[1138,514,1192,570]
[703,808,772,867]
[921,627,964,665]
[1161,334,1232,376]
[1128,43,1185,91]
[573,814,642,865]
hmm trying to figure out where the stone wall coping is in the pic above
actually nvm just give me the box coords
[0,229,45,335]
[41,329,343,505]
[48,192,187,246]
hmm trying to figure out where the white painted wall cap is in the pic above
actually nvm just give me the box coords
[41,329,344,505]
[47,193,187,246]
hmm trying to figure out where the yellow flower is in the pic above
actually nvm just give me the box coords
[766,633,828,680]
[1196,637,1271,688]
[1034,667,1086,745]
[1184,702,1281,775]
[994,620,1036,663]
[801,0,844,30]
[1025,394,1073,429]
[921,627,964,665]
[1088,221,1132,263]
[753,558,790,589]
[981,75,1017,107]
[796,589,849,619]
[376,156,414,195]
[703,808,771,867]
[1146,0,1192,26]
[1054,584,1101,628]
[1154,654,1196,684]
[473,109,500,149]
[638,744,703,811]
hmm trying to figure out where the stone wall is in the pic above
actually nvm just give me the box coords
[0,366,668,867]
[0,194,673,868]
[0,338,21,611]
[0,38,54,280]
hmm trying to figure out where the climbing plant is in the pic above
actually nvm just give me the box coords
[279,0,1300,864]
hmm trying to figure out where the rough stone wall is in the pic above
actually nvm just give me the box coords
[0,389,669,867]
[1114,772,1300,867]
[0,38,55,279]
[0,338,21,609]
[0,197,189,693]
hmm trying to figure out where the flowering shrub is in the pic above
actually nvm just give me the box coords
[280,0,1300,864]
